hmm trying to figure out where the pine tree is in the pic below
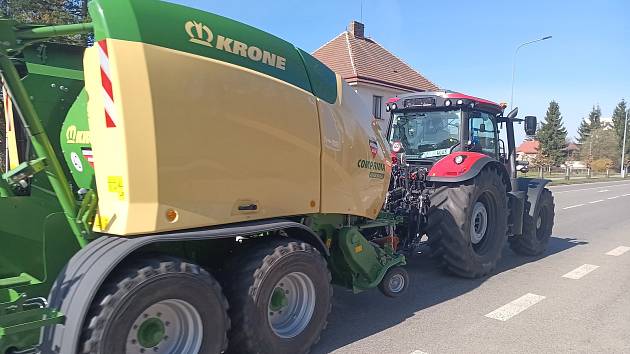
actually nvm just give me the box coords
[611,99,629,161]
[536,101,568,166]
[576,105,603,144]
[576,118,591,143]
[588,105,602,129]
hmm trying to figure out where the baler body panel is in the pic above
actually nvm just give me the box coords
[84,0,390,235]
[85,40,322,234]
[318,82,391,218]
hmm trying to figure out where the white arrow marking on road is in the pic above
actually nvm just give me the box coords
[588,199,604,204]
[606,246,630,256]
[562,264,599,279]
[563,204,585,210]
[485,293,546,322]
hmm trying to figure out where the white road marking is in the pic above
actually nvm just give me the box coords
[562,264,599,279]
[484,293,546,321]
[563,204,585,210]
[606,246,630,256]
[597,189,610,193]
[607,196,620,200]
[588,199,604,204]
[552,181,630,193]
[410,351,428,354]
[623,193,630,197]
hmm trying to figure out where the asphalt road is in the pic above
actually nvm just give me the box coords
[312,180,630,354]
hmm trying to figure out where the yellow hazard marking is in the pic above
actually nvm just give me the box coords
[3,86,19,170]
[93,214,110,231]
[107,176,125,200]
[354,244,363,253]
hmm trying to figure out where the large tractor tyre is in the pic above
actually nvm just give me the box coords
[509,188,555,256]
[426,166,509,278]
[224,238,332,354]
[80,256,229,354]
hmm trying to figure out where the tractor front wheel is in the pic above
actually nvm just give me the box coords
[80,256,229,354]
[509,188,555,256]
[224,238,332,354]
[427,166,509,278]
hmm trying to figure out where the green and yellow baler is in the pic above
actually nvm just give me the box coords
[0,1,408,353]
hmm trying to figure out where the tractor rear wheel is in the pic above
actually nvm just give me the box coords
[509,188,555,256]
[80,256,229,354]
[224,238,332,354]
[427,166,509,278]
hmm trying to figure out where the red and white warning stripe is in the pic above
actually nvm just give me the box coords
[81,147,94,167]
[98,40,118,128]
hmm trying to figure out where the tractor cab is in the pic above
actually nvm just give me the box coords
[385,91,538,185]
[386,91,506,167]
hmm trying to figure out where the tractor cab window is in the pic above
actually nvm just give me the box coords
[389,110,461,160]
[468,110,498,157]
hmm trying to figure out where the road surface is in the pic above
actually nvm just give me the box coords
[313,180,630,354]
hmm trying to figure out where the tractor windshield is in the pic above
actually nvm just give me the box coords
[389,110,461,159]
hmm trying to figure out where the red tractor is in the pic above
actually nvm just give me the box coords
[384,91,555,278]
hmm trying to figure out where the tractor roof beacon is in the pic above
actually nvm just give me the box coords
[0,1,407,353]
[384,91,555,277]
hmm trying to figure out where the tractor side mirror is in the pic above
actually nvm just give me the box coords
[524,116,537,135]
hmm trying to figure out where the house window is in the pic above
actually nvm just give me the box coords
[372,95,383,119]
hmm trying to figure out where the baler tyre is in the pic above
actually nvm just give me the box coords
[426,166,509,278]
[224,238,332,354]
[378,266,409,298]
[509,188,555,256]
[80,256,229,354]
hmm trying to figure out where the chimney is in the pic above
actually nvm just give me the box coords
[347,21,364,39]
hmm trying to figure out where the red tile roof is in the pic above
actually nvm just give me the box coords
[517,140,540,154]
[313,30,439,92]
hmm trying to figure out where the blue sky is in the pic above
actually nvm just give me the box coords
[172,0,629,142]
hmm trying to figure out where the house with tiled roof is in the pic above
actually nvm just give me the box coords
[313,21,439,132]
[516,139,540,162]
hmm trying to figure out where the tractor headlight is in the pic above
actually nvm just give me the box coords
[444,99,452,107]
[391,103,397,110]
[385,104,391,112]
[454,155,466,165]
[457,99,464,105]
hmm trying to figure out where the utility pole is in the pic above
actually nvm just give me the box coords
[622,111,628,178]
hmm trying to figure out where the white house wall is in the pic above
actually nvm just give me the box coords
[351,82,410,136]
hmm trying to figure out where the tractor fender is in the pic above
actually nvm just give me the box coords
[40,219,328,354]
[517,177,551,217]
[427,152,509,186]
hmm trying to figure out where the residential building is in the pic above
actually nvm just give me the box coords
[313,21,439,133]
[516,139,539,162]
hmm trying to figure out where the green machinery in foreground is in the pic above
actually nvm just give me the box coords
[0,1,408,353]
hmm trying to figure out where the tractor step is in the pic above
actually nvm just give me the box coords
[0,273,40,290]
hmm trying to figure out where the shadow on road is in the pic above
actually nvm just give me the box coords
[312,236,588,353]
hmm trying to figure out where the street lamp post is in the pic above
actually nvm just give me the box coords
[510,36,552,110]
[621,112,628,178]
